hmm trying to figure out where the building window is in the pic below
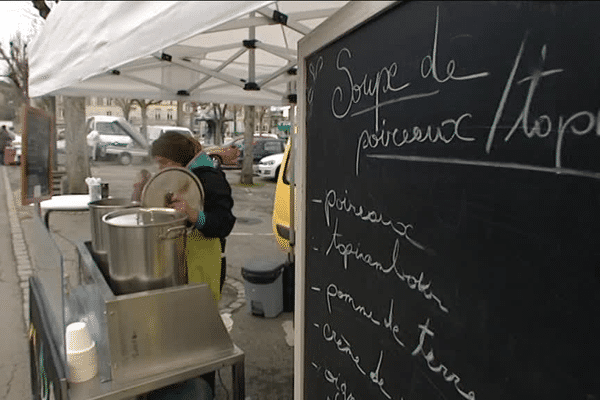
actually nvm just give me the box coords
[107,111,112,116]
[59,108,64,118]
[155,110,161,120]
[167,110,173,120]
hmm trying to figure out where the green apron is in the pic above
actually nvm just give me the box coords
[186,230,222,303]
[185,152,225,304]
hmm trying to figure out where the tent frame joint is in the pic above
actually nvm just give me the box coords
[244,82,260,91]
[243,39,258,49]
[272,10,288,25]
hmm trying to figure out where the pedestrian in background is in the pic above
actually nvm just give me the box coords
[0,125,12,165]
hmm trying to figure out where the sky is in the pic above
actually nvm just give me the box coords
[0,1,46,50]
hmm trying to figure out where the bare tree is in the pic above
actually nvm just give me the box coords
[0,33,29,103]
[188,101,199,130]
[177,101,184,127]
[133,99,162,141]
[211,103,229,145]
[63,97,90,193]
[240,105,255,185]
[114,98,135,121]
[256,106,267,134]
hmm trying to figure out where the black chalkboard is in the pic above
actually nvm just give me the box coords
[22,106,53,205]
[303,2,600,399]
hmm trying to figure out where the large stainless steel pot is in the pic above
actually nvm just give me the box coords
[89,198,139,277]
[102,208,189,295]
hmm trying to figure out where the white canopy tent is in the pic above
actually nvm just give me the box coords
[29,1,348,106]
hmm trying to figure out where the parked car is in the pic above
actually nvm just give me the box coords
[272,141,292,251]
[257,152,284,180]
[237,138,286,168]
[146,125,194,144]
[205,135,286,169]
[204,137,244,168]
[86,116,149,165]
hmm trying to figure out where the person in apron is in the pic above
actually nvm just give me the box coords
[147,131,236,302]
[135,131,236,399]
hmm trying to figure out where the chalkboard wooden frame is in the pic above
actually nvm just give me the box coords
[21,105,54,206]
[297,1,600,399]
[296,2,398,398]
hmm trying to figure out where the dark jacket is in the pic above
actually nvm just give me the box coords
[189,154,236,239]
[0,128,12,149]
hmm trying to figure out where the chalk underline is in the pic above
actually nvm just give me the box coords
[350,90,440,118]
[367,154,600,180]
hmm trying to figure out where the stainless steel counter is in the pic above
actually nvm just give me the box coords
[67,345,244,400]
[29,239,245,399]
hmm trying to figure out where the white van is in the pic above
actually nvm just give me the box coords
[146,126,194,144]
[86,116,149,164]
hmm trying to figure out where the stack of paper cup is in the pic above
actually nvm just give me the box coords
[66,322,98,383]
[85,177,102,202]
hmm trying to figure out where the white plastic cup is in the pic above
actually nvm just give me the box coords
[89,184,102,202]
[66,322,98,383]
[66,322,93,351]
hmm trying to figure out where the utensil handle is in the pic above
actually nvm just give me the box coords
[160,225,188,240]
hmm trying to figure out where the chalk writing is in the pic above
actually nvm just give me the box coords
[324,282,408,348]
[355,113,474,175]
[369,350,393,399]
[324,366,357,400]
[323,323,367,375]
[382,299,406,348]
[325,219,449,313]
[412,319,476,400]
[421,6,489,83]
[326,283,381,326]
[324,188,425,250]
[308,56,324,105]
[368,153,600,180]
[487,34,600,170]
[332,47,410,131]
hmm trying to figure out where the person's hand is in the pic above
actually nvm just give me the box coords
[169,194,199,224]
[131,169,151,202]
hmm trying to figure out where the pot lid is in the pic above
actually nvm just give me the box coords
[140,167,204,214]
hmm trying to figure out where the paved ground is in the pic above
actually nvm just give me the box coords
[1,159,294,399]
[0,166,30,400]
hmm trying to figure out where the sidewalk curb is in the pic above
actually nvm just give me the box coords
[221,277,246,315]
[2,167,32,331]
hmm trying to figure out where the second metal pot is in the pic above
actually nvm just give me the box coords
[102,208,190,295]
[89,198,139,277]
[89,198,140,254]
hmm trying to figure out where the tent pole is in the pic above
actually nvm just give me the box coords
[288,104,296,265]
[249,11,256,87]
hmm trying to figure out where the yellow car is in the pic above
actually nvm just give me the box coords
[272,141,292,251]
